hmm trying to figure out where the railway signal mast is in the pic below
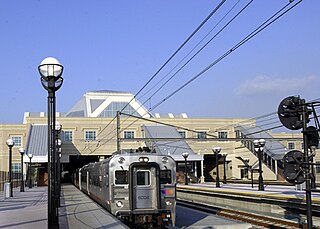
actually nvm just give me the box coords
[278,96,320,229]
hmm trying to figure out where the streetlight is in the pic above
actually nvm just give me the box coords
[19,148,25,192]
[6,139,15,197]
[56,138,62,207]
[253,139,266,191]
[55,122,62,207]
[212,147,221,188]
[39,57,64,229]
[182,152,189,185]
[27,153,33,189]
[221,153,228,184]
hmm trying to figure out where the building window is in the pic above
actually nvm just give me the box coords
[62,131,73,142]
[124,131,134,139]
[12,163,21,179]
[99,102,141,118]
[178,131,186,138]
[240,168,249,179]
[12,163,21,173]
[11,136,22,146]
[197,131,207,139]
[85,131,96,141]
[288,142,295,150]
[235,130,243,139]
[218,131,228,139]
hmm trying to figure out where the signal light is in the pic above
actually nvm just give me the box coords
[283,150,304,184]
[305,126,319,148]
[278,96,304,130]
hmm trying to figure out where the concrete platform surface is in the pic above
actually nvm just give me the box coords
[0,185,128,229]
[59,184,129,229]
[0,186,48,229]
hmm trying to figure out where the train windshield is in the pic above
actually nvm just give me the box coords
[136,170,150,186]
[160,170,171,184]
[115,170,128,184]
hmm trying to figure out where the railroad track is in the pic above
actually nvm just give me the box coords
[177,200,310,229]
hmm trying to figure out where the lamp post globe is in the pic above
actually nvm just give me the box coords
[55,121,62,133]
[6,138,14,147]
[39,57,63,77]
[6,138,15,197]
[39,57,64,94]
[182,152,189,185]
[39,57,64,228]
[19,148,25,192]
[212,147,221,188]
[27,153,33,189]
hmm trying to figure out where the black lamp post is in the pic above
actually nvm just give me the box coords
[56,138,62,207]
[182,152,189,185]
[55,121,62,207]
[221,153,227,184]
[212,147,221,188]
[254,139,265,191]
[19,148,25,192]
[6,139,15,197]
[27,153,33,188]
[38,57,64,229]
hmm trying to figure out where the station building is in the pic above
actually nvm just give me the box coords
[0,90,313,187]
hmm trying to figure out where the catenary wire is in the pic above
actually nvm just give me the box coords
[94,0,228,141]
[110,0,252,140]
[89,0,303,153]
[149,0,301,112]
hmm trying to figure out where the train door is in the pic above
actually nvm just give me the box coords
[87,171,90,194]
[78,169,82,190]
[131,165,159,210]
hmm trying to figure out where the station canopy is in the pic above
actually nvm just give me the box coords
[236,125,287,160]
[143,124,203,162]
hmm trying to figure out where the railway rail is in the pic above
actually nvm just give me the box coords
[177,200,306,229]
[176,185,320,229]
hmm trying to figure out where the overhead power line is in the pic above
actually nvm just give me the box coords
[122,0,227,112]
[94,0,227,141]
[149,0,302,112]
[90,0,304,152]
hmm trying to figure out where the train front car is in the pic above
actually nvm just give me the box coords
[109,151,176,228]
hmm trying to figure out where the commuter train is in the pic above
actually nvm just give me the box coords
[73,149,176,228]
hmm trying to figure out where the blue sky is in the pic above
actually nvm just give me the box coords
[0,0,319,124]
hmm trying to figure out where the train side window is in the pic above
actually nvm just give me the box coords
[160,170,171,184]
[115,170,128,184]
[137,171,150,186]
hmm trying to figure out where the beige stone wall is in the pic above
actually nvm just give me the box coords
[0,116,307,181]
[0,124,28,172]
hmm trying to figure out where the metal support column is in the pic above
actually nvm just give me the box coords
[302,99,313,229]
[117,111,121,151]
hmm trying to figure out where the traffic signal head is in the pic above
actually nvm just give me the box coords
[278,96,303,130]
[283,150,304,184]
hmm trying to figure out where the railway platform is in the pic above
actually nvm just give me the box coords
[177,182,320,227]
[178,182,320,202]
[0,184,128,229]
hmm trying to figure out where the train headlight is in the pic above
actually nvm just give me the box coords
[118,157,125,164]
[139,157,149,163]
[162,156,168,164]
[116,201,124,208]
[165,200,172,206]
